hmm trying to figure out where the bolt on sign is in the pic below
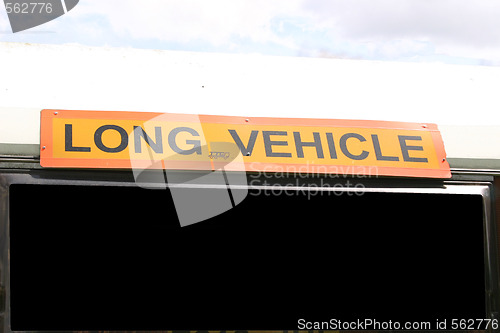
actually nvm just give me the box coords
[40,109,451,178]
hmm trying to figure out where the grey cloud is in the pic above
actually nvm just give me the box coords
[302,0,500,48]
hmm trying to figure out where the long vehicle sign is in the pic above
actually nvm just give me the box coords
[40,109,451,178]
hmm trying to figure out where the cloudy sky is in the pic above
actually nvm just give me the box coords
[1,0,500,66]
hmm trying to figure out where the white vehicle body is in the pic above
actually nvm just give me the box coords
[0,42,500,172]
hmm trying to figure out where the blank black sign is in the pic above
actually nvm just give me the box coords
[9,184,485,330]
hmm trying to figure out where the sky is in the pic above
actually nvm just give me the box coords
[1,0,500,66]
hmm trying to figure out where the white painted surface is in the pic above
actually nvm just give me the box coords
[0,42,499,162]
[440,125,500,160]
[0,107,40,144]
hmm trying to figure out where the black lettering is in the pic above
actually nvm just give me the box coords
[228,129,258,156]
[372,134,399,161]
[339,133,369,160]
[65,124,91,152]
[133,126,163,154]
[168,127,202,155]
[262,131,292,158]
[398,135,428,162]
[325,132,337,159]
[94,125,128,153]
[293,132,324,159]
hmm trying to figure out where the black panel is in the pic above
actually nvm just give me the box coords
[9,184,485,330]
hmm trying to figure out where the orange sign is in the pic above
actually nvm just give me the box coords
[40,109,451,178]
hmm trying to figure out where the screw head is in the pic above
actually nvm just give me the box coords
[42,146,46,150]
[245,118,249,122]
[54,111,58,115]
